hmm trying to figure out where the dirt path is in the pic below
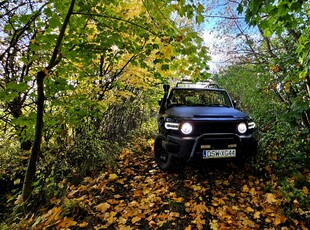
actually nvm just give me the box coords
[24,139,308,229]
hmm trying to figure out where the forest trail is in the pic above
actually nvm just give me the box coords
[23,138,309,230]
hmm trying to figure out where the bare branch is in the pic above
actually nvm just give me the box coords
[205,15,245,20]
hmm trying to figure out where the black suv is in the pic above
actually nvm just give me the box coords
[154,80,258,171]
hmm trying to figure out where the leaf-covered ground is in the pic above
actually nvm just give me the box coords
[20,139,309,229]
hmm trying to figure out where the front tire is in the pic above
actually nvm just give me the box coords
[154,135,183,172]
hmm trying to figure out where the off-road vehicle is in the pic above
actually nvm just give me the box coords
[154,80,258,171]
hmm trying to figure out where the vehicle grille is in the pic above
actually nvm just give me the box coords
[192,120,239,135]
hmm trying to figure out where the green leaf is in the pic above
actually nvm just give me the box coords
[197,3,204,13]
[237,4,243,14]
[49,14,61,29]
[14,82,29,92]
[196,14,204,24]
[161,64,169,71]
[0,91,18,102]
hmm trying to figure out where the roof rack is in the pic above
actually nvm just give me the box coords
[176,79,220,89]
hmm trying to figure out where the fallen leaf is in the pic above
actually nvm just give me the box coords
[293,199,300,208]
[266,193,277,204]
[302,186,309,195]
[96,202,111,213]
[274,214,287,225]
[219,224,232,230]
[143,188,151,195]
[14,195,22,205]
[253,211,261,219]
[210,219,219,230]
[242,184,249,193]
[45,207,62,225]
[195,202,208,214]
[131,216,141,224]
[265,165,272,173]
[78,221,89,227]
[225,206,236,215]
[83,177,94,183]
[242,218,255,227]
[107,212,117,224]
[119,216,127,225]
[281,227,289,230]
[215,180,222,186]
[108,173,118,181]
[262,205,275,217]
[192,184,201,191]
[107,198,120,205]
[56,217,77,228]
[172,197,184,202]
[193,215,205,230]
[50,197,61,205]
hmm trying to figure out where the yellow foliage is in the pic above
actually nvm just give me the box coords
[117,0,145,20]
[161,45,173,59]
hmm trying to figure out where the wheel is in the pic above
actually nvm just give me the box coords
[154,135,184,172]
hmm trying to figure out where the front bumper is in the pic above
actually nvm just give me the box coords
[162,133,257,162]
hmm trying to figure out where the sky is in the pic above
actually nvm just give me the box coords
[202,31,225,73]
[199,0,257,73]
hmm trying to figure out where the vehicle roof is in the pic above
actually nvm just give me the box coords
[171,86,227,92]
[174,80,221,90]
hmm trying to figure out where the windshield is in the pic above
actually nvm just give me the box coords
[168,89,232,107]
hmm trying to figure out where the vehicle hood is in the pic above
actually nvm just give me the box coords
[165,106,248,119]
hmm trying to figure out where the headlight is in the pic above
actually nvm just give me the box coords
[237,122,247,134]
[164,122,179,130]
[181,123,193,134]
[248,121,256,129]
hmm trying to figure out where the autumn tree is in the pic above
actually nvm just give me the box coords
[0,0,210,212]
[200,1,309,130]
[212,0,310,178]
[237,0,310,129]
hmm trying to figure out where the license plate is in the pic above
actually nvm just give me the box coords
[203,149,236,159]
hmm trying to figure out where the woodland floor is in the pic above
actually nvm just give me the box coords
[16,139,310,229]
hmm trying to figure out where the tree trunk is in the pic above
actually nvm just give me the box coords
[21,0,76,212]
[22,70,45,208]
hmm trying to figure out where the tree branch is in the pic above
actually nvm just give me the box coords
[71,12,157,36]
[259,28,277,58]
[47,0,76,70]
[288,29,300,42]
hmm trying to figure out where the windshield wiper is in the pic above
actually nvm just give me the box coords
[207,104,229,107]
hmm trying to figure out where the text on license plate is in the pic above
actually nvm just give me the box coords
[203,149,236,159]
